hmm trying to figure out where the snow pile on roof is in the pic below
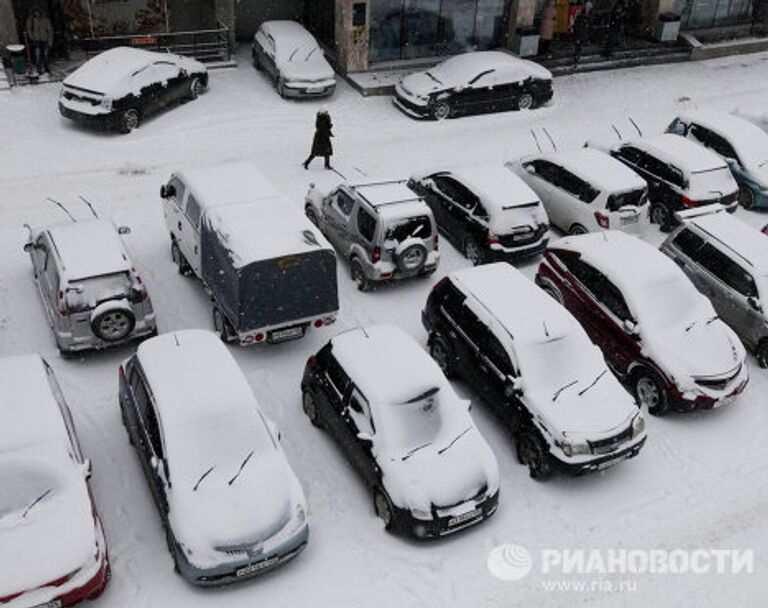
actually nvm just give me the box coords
[540,148,646,193]
[354,181,421,208]
[47,219,130,281]
[687,209,768,274]
[430,51,551,86]
[634,134,727,174]
[679,110,768,169]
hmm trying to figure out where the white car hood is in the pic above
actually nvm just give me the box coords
[279,54,335,82]
[399,72,445,98]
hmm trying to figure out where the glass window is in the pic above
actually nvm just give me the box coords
[348,387,375,435]
[699,243,758,298]
[332,191,356,217]
[439,280,467,319]
[441,0,478,53]
[370,0,404,62]
[186,194,201,228]
[475,0,506,49]
[326,354,350,398]
[485,333,513,376]
[385,216,432,241]
[168,177,186,205]
[357,207,377,242]
[673,228,706,260]
[596,277,633,321]
[402,0,441,59]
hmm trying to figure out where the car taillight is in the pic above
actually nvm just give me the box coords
[433,234,439,251]
[314,319,323,328]
[119,366,126,381]
[594,212,610,229]
[762,224,768,235]
[681,195,697,207]
[486,232,500,244]
[58,290,69,317]
[254,333,265,342]
[307,355,317,368]
[372,246,381,264]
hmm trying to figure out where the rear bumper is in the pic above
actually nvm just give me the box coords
[551,436,646,475]
[486,237,548,262]
[58,101,118,130]
[55,314,157,353]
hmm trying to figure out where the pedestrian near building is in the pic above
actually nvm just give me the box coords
[602,0,626,58]
[539,0,557,56]
[26,7,53,76]
[1,48,16,87]
[573,2,593,65]
[303,109,334,170]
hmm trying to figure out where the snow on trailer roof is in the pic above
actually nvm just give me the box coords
[448,166,541,211]
[0,355,69,453]
[204,199,333,267]
[685,208,768,273]
[331,325,447,406]
[175,163,282,213]
[450,263,575,346]
[47,219,130,280]
[631,134,727,173]
[538,148,646,193]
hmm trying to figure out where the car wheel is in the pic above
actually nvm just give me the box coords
[739,186,755,210]
[188,76,204,101]
[119,109,140,134]
[517,93,535,110]
[633,369,669,416]
[373,488,396,532]
[431,100,451,120]
[253,51,261,70]
[569,223,588,235]
[351,258,373,292]
[429,333,456,379]
[171,240,191,276]
[213,307,236,343]
[650,203,670,227]
[516,428,552,480]
[464,239,484,266]
[92,307,135,342]
[277,78,287,98]
[302,390,324,428]
[755,341,768,369]
[305,206,319,226]
[539,279,563,303]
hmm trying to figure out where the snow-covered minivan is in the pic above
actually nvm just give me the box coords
[119,330,309,584]
[508,148,649,235]
[422,263,646,479]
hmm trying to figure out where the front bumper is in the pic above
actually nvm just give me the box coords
[282,81,336,98]
[402,491,500,540]
[670,374,749,412]
[393,94,431,119]
[551,436,647,476]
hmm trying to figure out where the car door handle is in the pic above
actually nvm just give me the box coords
[177,221,182,231]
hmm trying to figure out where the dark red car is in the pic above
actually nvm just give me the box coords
[535,231,748,415]
[0,356,110,607]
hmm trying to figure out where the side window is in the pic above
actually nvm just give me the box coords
[456,303,489,348]
[699,244,758,298]
[145,404,165,459]
[690,124,712,147]
[325,354,350,400]
[439,280,467,321]
[559,253,604,295]
[357,206,377,242]
[130,371,163,457]
[473,201,489,221]
[485,333,513,377]
[596,277,633,321]
[709,133,737,161]
[43,241,59,294]
[331,190,356,217]
[526,160,559,185]
[168,177,186,206]
[185,194,202,229]
[673,228,706,261]
[434,176,479,211]
[44,362,83,463]
[469,69,495,87]
[348,386,375,436]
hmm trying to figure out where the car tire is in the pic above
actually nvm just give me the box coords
[212,307,236,343]
[92,306,135,342]
[516,93,535,110]
[650,203,670,228]
[516,427,552,480]
[394,242,428,273]
[464,239,484,266]
[277,77,287,98]
[373,488,396,532]
[119,109,140,134]
[351,258,373,292]
[633,368,669,416]
[569,223,588,235]
[171,240,191,276]
[253,50,261,70]
[755,341,768,369]
[120,405,135,446]
[188,76,204,101]
[429,333,456,379]
[302,390,324,428]
[305,205,319,226]
[431,100,451,120]
[739,186,755,210]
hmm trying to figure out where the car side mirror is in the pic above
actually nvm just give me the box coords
[160,184,176,199]
[748,296,763,313]
[23,242,35,253]
[623,319,639,335]
[117,225,131,235]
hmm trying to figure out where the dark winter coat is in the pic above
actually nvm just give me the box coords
[573,11,590,41]
[311,113,333,157]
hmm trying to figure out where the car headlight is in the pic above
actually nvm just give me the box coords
[410,506,432,520]
[100,97,112,111]
[561,437,590,457]
[631,414,645,437]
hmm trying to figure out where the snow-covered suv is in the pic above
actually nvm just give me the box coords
[305,179,439,291]
[23,218,156,354]
[422,263,646,479]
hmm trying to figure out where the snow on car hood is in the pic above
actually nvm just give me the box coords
[279,50,335,82]
[399,71,445,98]
[0,459,96,600]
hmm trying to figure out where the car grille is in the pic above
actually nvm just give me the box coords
[694,365,741,391]
[498,225,547,248]
[434,483,488,514]
[588,427,632,455]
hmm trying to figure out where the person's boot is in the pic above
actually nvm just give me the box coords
[302,159,310,170]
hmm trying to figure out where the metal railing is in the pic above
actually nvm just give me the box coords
[81,21,231,63]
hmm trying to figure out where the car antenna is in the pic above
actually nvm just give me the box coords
[628,116,643,137]
[611,124,623,141]
[530,129,543,153]
[46,198,77,222]
[78,195,99,219]
[360,326,370,338]
[542,127,557,152]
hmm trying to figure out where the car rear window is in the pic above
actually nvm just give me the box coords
[65,272,131,312]
[385,216,432,242]
[607,188,647,211]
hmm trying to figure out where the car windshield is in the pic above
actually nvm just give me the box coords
[632,276,708,330]
[65,272,132,312]
[607,188,647,211]
[688,167,734,197]
[384,387,445,457]
[0,462,62,522]
[288,42,319,63]
[385,216,432,242]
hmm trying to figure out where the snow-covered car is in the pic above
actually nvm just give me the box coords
[408,165,549,264]
[422,264,646,479]
[0,355,110,607]
[667,110,768,210]
[305,178,439,291]
[301,324,499,538]
[537,231,749,416]
[119,330,309,585]
[596,134,739,229]
[23,218,156,354]
[508,148,649,236]
[162,163,339,344]
[393,50,553,120]
[59,47,207,134]
[252,20,336,98]
[661,205,768,367]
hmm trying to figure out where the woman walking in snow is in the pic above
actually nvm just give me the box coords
[303,109,334,170]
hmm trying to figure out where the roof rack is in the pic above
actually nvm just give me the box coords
[350,179,422,210]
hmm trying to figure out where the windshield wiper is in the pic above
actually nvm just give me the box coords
[305,47,318,61]
[22,488,53,518]
[228,450,255,486]
[193,465,216,492]
[684,319,698,333]
[705,314,719,325]
[426,72,442,85]
[288,47,300,62]
[402,442,432,461]
[438,426,472,455]
[552,380,578,402]
[578,370,607,397]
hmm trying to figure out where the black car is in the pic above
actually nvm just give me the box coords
[394,51,553,120]
[301,324,500,539]
[408,166,549,264]
[59,47,208,134]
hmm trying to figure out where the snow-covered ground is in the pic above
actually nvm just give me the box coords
[2,49,768,607]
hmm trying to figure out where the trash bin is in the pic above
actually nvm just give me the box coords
[514,26,540,58]
[7,44,26,75]
[655,13,681,42]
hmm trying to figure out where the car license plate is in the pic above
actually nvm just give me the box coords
[448,507,481,527]
[34,601,63,608]
[715,395,735,408]
[236,557,279,577]
[597,455,625,470]
[268,326,304,343]
[307,85,326,93]
[621,215,639,225]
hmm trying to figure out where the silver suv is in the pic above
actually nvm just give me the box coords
[305,179,439,291]
[24,219,156,354]
[660,205,768,367]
